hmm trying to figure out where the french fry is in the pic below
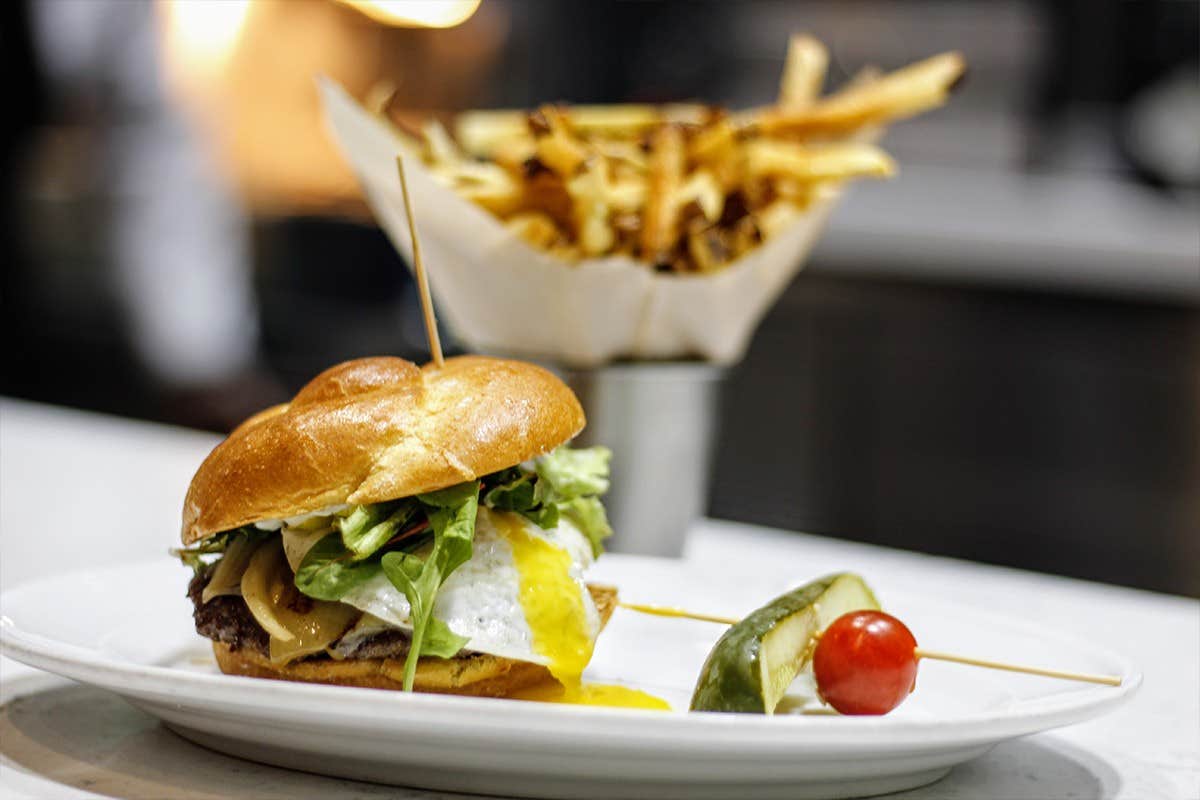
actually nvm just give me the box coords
[755,199,805,239]
[506,212,563,249]
[364,80,399,116]
[677,169,725,223]
[731,215,763,258]
[454,109,529,157]
[611,211,642,255]
[567,159,616,256]
[688,118,738,163]
[843,64,883,91]
[547,242,583,262]
[661,103,711,126]
[568,104,661,135]
[591,138,648,171]
[421,119,462,166]
[531,106,591,177]
[558,103,711,134]
[688,119,744,192]
[490,136,539,173]
[773,177,824,209]
[428,162,524,216]
[398,35,964,274]
[535,135,589,178]
[745,140,896,181]
[777,34,828,111]
[607,176,647,212]
[758,51,966,135]
[454,182,524,217]
[521,169,575,231]
[641,124,685,264]
[687,225,731,272]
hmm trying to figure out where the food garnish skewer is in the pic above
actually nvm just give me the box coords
[618,602,740,626]
[396,155,443,367]
[622,600,1122,697]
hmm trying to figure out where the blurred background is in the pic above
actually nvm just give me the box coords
[2,0,1197,595]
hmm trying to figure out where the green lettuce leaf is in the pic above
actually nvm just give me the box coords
[534,446,611,504]
[419,481,482,510]
[558,496,613,558]
[520,504,560,529]
[381,481,479,690]
[294,532,383,601]
[477,446,613,553]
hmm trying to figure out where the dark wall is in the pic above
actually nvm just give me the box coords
[713,273,1200,595]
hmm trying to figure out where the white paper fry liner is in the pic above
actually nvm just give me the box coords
[319,78,845,367]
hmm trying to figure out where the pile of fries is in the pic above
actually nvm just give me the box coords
[385,36,965,274]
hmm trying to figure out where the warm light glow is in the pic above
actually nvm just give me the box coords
[159,0,253,75]
[338,0,482,28]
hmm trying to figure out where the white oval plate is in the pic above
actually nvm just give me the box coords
[0,555,1138,800]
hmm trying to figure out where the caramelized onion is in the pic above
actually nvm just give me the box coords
[240,538,359,664]
[241,540,299,641]
[281,526,332,572]
[201,534,260,604]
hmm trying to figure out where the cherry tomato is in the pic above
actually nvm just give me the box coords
[812,610,918,715]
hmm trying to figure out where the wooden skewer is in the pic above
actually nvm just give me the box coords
[396,155,443,368]
[620,602,1122,687]
[913,648,1122,686]
[618,602,740,626]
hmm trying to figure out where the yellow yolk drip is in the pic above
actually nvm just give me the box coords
[509,680,671,710]
[498,511,594,686]
[494,511,670,711]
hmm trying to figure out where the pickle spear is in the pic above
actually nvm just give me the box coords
[690,573,879,714]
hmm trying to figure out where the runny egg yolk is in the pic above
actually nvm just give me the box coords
[499,511,594,685]
[509,679,672,710]
[495,511,670,711]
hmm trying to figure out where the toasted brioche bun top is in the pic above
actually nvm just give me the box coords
[182,355,585,545]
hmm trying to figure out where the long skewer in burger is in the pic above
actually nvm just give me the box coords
[176,354,623,699]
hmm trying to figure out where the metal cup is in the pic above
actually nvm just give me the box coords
[562,363,726,557]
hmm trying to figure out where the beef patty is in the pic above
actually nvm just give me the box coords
[188,569,412,662]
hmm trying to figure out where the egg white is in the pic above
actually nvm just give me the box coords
[335,507,600,664]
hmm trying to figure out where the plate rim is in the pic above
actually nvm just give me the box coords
[0,556,1142,750]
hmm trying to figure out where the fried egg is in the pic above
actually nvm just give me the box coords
[336,507,601,674]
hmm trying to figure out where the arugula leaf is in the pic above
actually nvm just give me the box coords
[558,496,613,558]
[534,446,611,504]
[177,549,213,576]
[421,616,472,658]
[294,532,383,601]
[173,528,245,576]
[381,481,479,690]
[482,468,536,511]
[483,469,561,528]
[338,500,417,561]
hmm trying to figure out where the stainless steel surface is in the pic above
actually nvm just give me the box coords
[564,363,726,557]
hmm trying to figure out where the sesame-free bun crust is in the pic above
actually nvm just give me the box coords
[211,585,618,696]
[183,356,584,545]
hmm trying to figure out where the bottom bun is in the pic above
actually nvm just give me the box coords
[213,584,618,697]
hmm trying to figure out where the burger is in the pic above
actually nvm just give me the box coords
[176,355,616,697]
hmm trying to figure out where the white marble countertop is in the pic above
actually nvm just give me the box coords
[1,397,1197,799]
